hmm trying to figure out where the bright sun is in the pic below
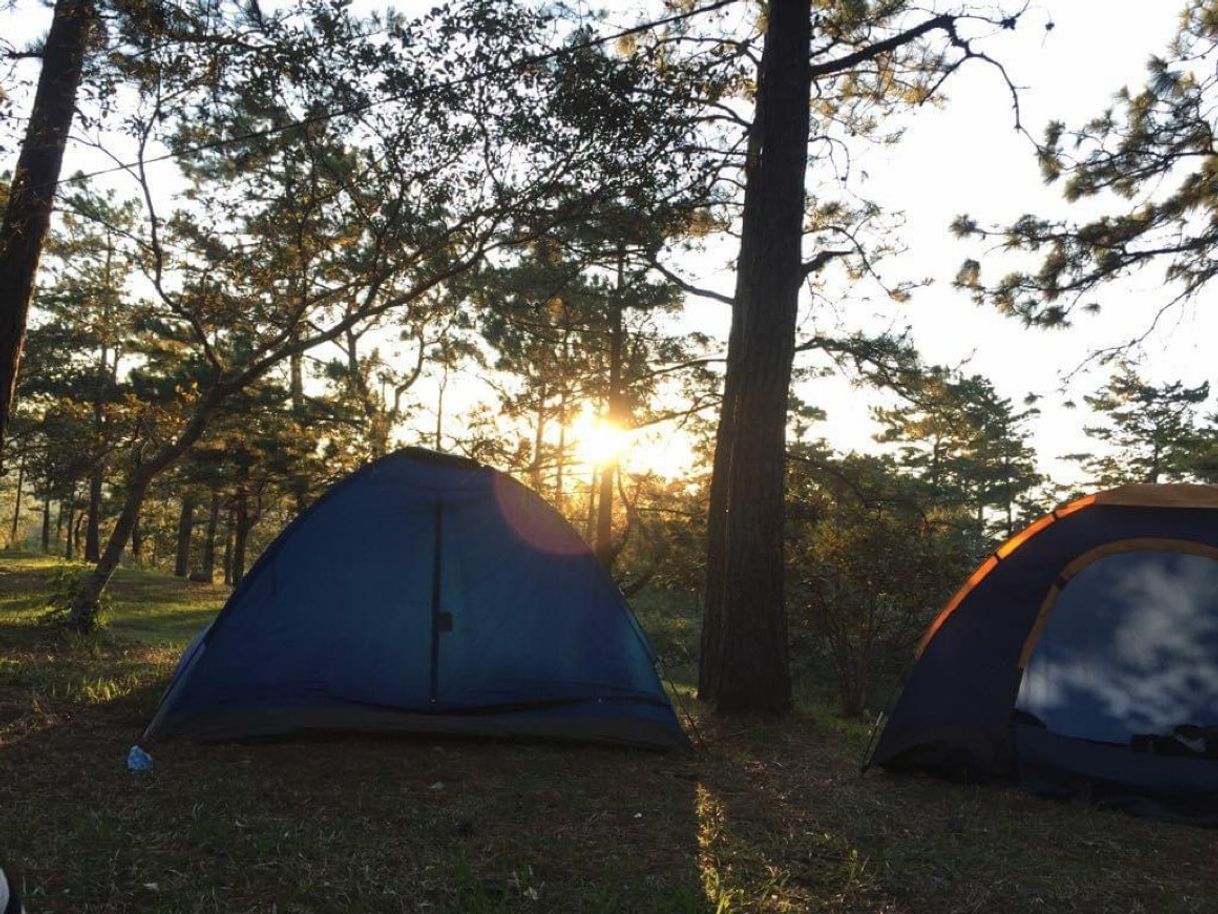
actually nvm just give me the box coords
[571,414,629,468]
[569,411,694,479]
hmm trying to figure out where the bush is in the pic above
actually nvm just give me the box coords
[41,562,110,631]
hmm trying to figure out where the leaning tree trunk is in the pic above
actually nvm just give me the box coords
[130,507,143,562]
[68,398,218,629]
[0,0,96,457]
[173,493,196,578]
[699,0,811,714]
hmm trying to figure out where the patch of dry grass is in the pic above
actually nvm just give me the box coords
[1,553,1216,913]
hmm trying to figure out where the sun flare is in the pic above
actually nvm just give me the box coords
[571,414,629,468]
[568,411,695,479]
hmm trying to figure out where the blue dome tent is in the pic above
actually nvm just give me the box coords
[867,484,1218,817]
[144,449,688,751]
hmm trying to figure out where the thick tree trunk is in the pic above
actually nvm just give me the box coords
[84,464,102,562]
[8,457,23,547]
[173,494,196,578]
[698,304,742,700]
[698,0,810,714]
[198,490,220,583]
[0,0,96,456]
[55,496,65,546]
[41,492,50,553]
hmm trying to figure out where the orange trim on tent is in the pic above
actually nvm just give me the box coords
[1054,493,1096,518]
[912,486,1218,662]
[915,556,998,657]
[913,494,1098,659]
[995,513,1055,559]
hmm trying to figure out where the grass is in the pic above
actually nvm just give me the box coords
[1,551,1217,913]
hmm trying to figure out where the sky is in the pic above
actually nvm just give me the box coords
[802,2,1208,482]
[0,0,1207,486]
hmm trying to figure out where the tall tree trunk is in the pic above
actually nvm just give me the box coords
[556,389,567,512]
[84,463,102,562]
[41,492,50,553]
[199,490,220,583]
[55,496,65,546]
[72,510,86,557]
[174,493,196,578]
[699,0,810,714]
[63,490,76,559]
[434,363,447,451]
[594,284,625,567]
[531,385,547,492]
[85,322,108,563]
[584,467,598,543]
[289,339,309,513]
[8,457,23,547]
[0,0,96,457]
[231,489,250,585]
[223,505,234,586]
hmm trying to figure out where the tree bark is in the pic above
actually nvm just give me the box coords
[699,0,811,714]
[84,463,102,562]
[594,286,625,568]
[555,388,567,511]
[173,493,196,578]
[223,505,234,586]
[231,489,251,585]
[584,467,598,543]
[130,506,142,562]
[63,491,76,559]
[41,492,51,553]
[8,457,23,547]
[0,0,96,456]
[198,489,220,582]
[72,509,86,556]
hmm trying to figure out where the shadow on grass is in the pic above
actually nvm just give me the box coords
[0,683,709,914]
[107,606,220,644]
[4,559,1218,913]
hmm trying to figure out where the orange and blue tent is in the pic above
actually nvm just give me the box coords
[868,484,1218,818]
